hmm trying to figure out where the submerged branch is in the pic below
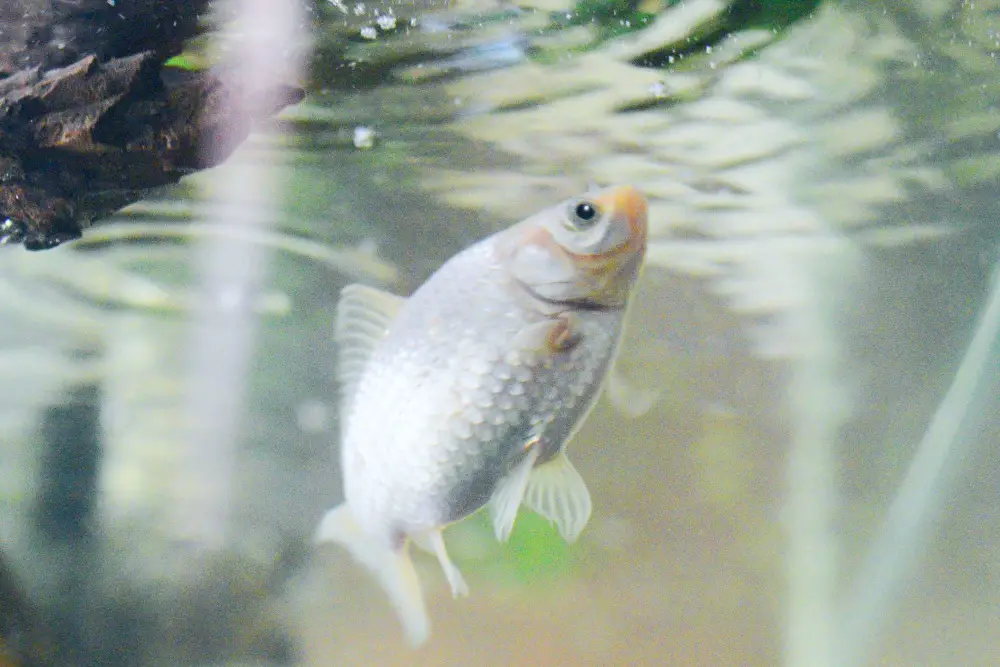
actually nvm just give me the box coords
[0,0,303,250]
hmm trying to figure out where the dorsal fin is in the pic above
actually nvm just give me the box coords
[334,283,407,405]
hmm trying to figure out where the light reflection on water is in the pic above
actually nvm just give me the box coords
[2,0,1000,665]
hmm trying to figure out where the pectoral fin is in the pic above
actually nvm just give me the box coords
[523,452,593,543]
[605,367,659,418]
[509,314,582,357]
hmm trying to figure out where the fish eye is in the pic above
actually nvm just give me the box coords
[566,200,602,230]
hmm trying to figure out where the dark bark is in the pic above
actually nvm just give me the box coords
[0,0,211,76]
[0,0,304,250]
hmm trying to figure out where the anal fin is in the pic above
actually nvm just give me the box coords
[413,529,469,598]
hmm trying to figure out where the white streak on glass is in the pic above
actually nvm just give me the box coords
[782,241,854,667]
[840,256,1000,666]
[176,0,306,552]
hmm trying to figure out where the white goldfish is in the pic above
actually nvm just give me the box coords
[316,185,648,645]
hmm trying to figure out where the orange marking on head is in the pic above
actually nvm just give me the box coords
[564,185,648,271]
[565,186,648,306]
[592,185,648,251]
[508,185,649,309]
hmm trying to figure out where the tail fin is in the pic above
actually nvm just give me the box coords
[315,504,430,647]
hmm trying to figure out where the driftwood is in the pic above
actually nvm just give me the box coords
[0,0,304,250]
